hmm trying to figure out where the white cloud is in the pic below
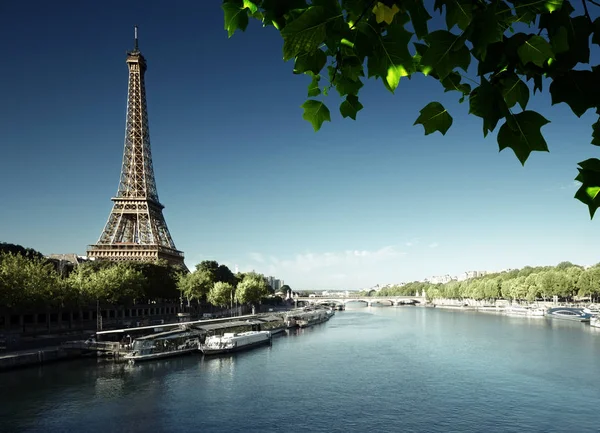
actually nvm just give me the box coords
[560,181,580,190]
[240,245,407,289]
[429,242,439,248]
[249,252,265,263]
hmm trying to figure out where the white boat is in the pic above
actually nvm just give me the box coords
[505,304,546,317]
[547,307,592,322]
[199,331,272,355]
[583,305,600,316]
[124,327,202,363]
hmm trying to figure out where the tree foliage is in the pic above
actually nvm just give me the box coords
[0,252,65,309]
[177,260,238,302]
[0,243,277,311]
[0,242,44,260]
[208,281,235,307]
[368,261,600,302]
[235,271,270,305]
[66,262,146,304]
[223,0,600,217]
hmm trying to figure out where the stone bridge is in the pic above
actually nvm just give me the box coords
[295,295,426,307]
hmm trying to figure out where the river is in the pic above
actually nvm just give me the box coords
[1,307,599,433]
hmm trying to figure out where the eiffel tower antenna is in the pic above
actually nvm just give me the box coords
[87,30,185,268]
[134,25,139,51]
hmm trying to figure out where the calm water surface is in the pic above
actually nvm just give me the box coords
[1,307,600,433]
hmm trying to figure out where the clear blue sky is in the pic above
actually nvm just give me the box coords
[1,1,598,290]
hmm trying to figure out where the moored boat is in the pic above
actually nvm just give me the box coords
[505,304,546,317]
[546,307,592,322]
[252,315,287,335]
[124,326,202,363]
[296,308,335,328]
[283,306,334,328]
[199,331,272,355]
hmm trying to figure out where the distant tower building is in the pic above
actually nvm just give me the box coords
[87,27,184,267]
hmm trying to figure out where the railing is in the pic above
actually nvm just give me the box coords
[86,244,184,257]
[61,340,132,357]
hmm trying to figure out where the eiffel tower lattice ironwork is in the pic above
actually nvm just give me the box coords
[87,27,184,267]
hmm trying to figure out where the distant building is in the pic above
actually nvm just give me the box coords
[428,275,455,284]
[47,253,88,266]
[266,276,284,292]
[456,270,488,281]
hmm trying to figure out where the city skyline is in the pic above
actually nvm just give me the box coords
[1,2,599,290]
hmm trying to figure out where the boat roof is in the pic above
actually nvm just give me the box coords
[198,319,262,331]
[96,313,258,336]
[134,327,200,340]
[254,315,283,323]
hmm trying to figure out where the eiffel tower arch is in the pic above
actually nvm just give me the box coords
[87,27,185,267]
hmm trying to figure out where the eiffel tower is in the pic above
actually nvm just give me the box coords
[87,27,185,267]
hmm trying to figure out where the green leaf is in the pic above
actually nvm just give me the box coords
[440,71,471,96]
[497,111,550,165]
[281,6,328,61]
[517,35,554,68]
[301,99,331,131]
[420,30,471,80]
[575,158,600,218]
[468,5,504,60]
[222,1,249,38]
[308,75,321,97]
[404,0,432,39]
[550,26,569,54]
[335,75,364,97]
[366,23,414,92]
[549,70,600,117]
[339,94,363,120]
[593,17,600,46]
[294,50,327,75]
[242,0,258,14]
[434,0,473,31]
[372,2,401,25]
[414,102,453,136]
[515,0,563,24]
[341,56,364,81]
[261,0,307,29]
[500,73,530,111]
[593,117,600,146]
[469,78,508,137]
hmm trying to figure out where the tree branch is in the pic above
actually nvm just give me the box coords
[582,0,592,22]
[587,0,600,7]
[350,0,378,30]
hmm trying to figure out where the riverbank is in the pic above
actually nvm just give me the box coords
[0,346,80,371]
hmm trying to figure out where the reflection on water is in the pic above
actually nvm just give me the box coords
[1,308,600,433]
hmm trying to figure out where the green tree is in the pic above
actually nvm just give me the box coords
[71,263,146,304]
[223,0,600,216]
[132,260,180,301]
[577,266,600,301]
[177,270,210,302]
[208,281,235,308]
[0,252,63,308]
[280,284,292,295]
[235,272,269,306]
